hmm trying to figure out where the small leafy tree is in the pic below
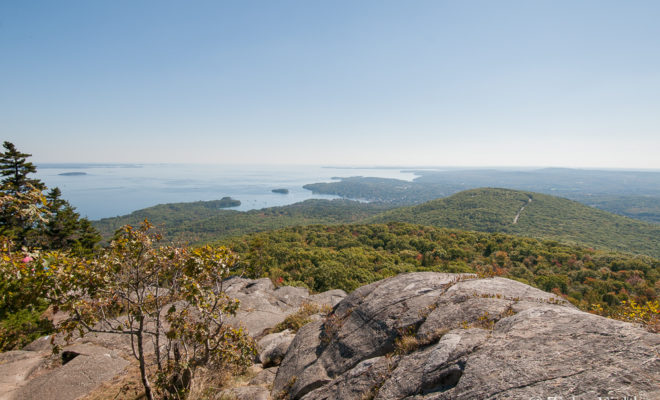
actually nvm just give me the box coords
[51,221,255,399]
[0,185,50,249]
[0,187,54,350]
[609,299,660,333]
[0,238,59,350]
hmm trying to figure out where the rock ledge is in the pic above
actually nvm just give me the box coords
[272,273,660,400]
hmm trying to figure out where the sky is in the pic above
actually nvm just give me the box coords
[1,0,659,168]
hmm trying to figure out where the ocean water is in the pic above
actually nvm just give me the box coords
[34,164,417,220]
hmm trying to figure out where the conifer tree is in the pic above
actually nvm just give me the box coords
[0,141,45,194]
[42,188,100,255]
[0,142,100,252]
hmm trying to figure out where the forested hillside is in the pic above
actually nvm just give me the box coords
[94,187,660,258]
[93,199,392,244]
[573,194,660,224]
[370,188,660,258]
[224,223,659,317]
[303,176,459,204]
[303,169,660,224]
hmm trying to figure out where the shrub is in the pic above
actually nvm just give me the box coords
[614,300,659,333]
[51,221,255,400]
[0,305,52,351]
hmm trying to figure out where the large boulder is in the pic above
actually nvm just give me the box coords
[309,289,347,308]
[272,273,660,400]
[8,344,129,400]
[224,277,347,337]
[273,272,467,398]
[0,350,48,400]
[249,366,279,386]
[258,330,296,367]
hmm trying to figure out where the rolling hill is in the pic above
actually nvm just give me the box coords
[303,169,660,224]
[92,199,392,245]
[370,188,660,258]
[95,188,660,258]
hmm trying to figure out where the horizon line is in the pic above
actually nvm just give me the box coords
[33,162,660,172]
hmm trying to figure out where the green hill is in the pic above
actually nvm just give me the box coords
[94,188,660,257]
[370,188,660,258]
[302,169,660,224]
[93,199,392,245]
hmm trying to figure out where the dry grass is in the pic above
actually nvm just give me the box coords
[80,357,260,400]
[273,302,331,333]
[80,362,145,400]
[393,334,422,355]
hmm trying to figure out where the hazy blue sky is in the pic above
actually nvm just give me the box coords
[2,1,659,168]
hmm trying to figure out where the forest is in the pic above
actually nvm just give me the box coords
[94,187,660,259]
[371,188,660,258]
[223,223,658,319]
[93,198,393,245]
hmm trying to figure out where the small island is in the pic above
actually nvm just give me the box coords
[214,197,241,208]
[272,188,289,194]
[59,172,87,176]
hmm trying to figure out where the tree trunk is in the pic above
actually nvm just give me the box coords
[136,320,154,400]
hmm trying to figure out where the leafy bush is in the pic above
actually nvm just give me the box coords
[0,305,52,351]
[598,299,660,333]
[49,221,255,400]
[0,237,59,351]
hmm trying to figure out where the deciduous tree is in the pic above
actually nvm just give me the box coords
[51,221,254,399]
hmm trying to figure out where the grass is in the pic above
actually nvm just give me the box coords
[273,302,331,333]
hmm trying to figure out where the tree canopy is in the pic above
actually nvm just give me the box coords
[0,142,100,253]
[0,141,44,194]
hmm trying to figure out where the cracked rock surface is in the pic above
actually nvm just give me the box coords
[224,277,347,337]
[272,273,660,400]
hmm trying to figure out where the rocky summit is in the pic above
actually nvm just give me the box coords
[271,273,659,400]
[0,277,345,400]
[1,273,658,400]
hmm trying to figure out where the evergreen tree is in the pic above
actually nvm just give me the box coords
[0,142,100,253]
[0,142,46,246]
[41,187,100,255]
[73,219,102,255]
[0,142,45,194]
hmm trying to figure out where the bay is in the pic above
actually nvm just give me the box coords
[34,164,416,220]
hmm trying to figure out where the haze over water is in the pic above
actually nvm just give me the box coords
[35,164,417,220]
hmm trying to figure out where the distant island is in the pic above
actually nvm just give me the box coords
[272,188,289,194]
[215,197,241,208]
[58,172,87,176]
